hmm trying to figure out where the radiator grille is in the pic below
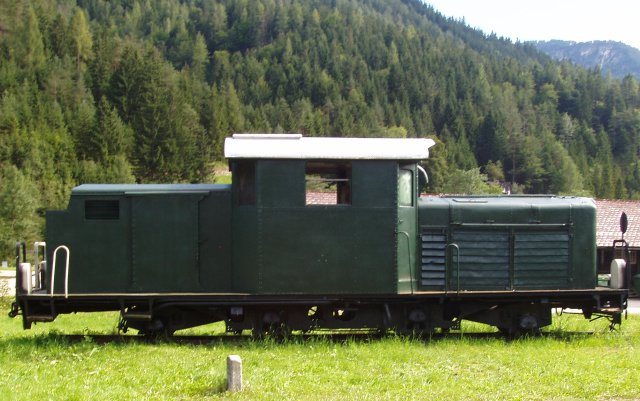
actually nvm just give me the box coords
[451,230,510,290]
[514,231,570,288]
[420,230,446,289]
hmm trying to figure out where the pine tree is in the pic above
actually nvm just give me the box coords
[0,165,40,259]
[94,96,133,162]
[69,8,93,73]
[16,4,46,75]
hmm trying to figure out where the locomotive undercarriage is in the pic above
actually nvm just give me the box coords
[12,289,627,337]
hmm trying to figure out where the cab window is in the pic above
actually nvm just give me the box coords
[236,161,256,205]
[398,169,413,207]
[305,162,351,205]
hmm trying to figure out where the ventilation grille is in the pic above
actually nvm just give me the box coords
[420,230,446,289]
[452,230,510,290]
[514,231,570,288]
[85,200,120,220]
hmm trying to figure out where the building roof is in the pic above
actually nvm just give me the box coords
[224,134,435,160]
[595,199,640,248]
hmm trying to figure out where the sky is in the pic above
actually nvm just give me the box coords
[425,0,640,51]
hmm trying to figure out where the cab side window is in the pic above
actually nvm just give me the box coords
[398,169,413,207]
[236,161,256,205]
[305,162,351,205]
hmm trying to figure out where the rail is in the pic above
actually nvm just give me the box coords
[15,241,29,294]
[398,231,414,293]
[451,223,569,228]
[446,243,460,295]
[34,241,47,290]
[50,245,70,298]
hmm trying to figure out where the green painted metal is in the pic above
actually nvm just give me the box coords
[397,165,418,294]
[418,196,597,291]
[231,159,399,294]
[46,174,597,298]
[46,184,231,294]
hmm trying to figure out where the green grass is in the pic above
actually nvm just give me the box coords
[1,303,639,401]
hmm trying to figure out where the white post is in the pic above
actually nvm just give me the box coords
[227,355,243,392]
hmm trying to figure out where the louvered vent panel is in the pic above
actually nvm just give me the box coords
[451,230,510,290]
[420,230,446,289]
[514,231,570,288]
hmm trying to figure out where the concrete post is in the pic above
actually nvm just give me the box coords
[227,355,243,392]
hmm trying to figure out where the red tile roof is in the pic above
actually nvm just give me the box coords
[306,191,337,205]
[595,199,640,248]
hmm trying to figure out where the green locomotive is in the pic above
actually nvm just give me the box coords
[9,134,627,335]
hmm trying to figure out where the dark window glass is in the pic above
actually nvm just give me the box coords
[85,200,119,220]
[236,161,256,205]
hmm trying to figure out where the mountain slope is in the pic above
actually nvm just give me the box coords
[1,0,640,257]
[532,40,640,79]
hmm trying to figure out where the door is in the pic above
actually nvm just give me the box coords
[397,165,418,293]
[130,194,200,292]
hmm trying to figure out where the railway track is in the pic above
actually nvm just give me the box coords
[34,330,599,345]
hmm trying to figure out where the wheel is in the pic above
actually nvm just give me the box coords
[137,319,175,338]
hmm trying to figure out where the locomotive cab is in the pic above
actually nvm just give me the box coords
[224,133,435,295]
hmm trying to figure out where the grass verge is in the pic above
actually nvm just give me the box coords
[0,303,639,401]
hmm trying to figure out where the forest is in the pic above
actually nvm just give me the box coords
[0,0,639,257]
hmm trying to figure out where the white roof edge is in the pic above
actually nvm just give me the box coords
[224,134,436,160]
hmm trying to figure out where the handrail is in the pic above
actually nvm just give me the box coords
[50,245,70,298]
[34,242,47,289]
[446,243,460,295]
[15,241,26,266]
[398,231,414,294]
[15,241,27,295]
[450,223,569,228]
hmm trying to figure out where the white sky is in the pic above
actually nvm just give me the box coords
[425,0,640,50]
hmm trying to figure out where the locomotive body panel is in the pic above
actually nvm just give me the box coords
[418,196,596,292]
[45,184,232,294]
[230,158,400,294]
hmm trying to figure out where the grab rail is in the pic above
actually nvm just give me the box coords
[15,241,30,295]
[398,231,414,294]
[34,241,47,290]
[446,243,460,295]
[50,245,70,298]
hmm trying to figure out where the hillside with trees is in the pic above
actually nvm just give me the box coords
[1,0,639,257]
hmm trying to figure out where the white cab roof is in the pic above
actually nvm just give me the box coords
[224,134,435,160]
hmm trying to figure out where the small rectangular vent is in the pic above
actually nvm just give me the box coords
[85,200,120,220]
[420,230,446,289]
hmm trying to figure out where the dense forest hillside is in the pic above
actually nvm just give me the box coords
[0,0,639,256]
[532,40,640,80]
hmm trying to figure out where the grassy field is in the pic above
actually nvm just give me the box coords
[0,299,639,401]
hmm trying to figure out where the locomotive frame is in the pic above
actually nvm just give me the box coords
[9,134,628,336]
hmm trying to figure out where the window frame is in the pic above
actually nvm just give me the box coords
[305,161,352,206]
[398,168,414,207]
